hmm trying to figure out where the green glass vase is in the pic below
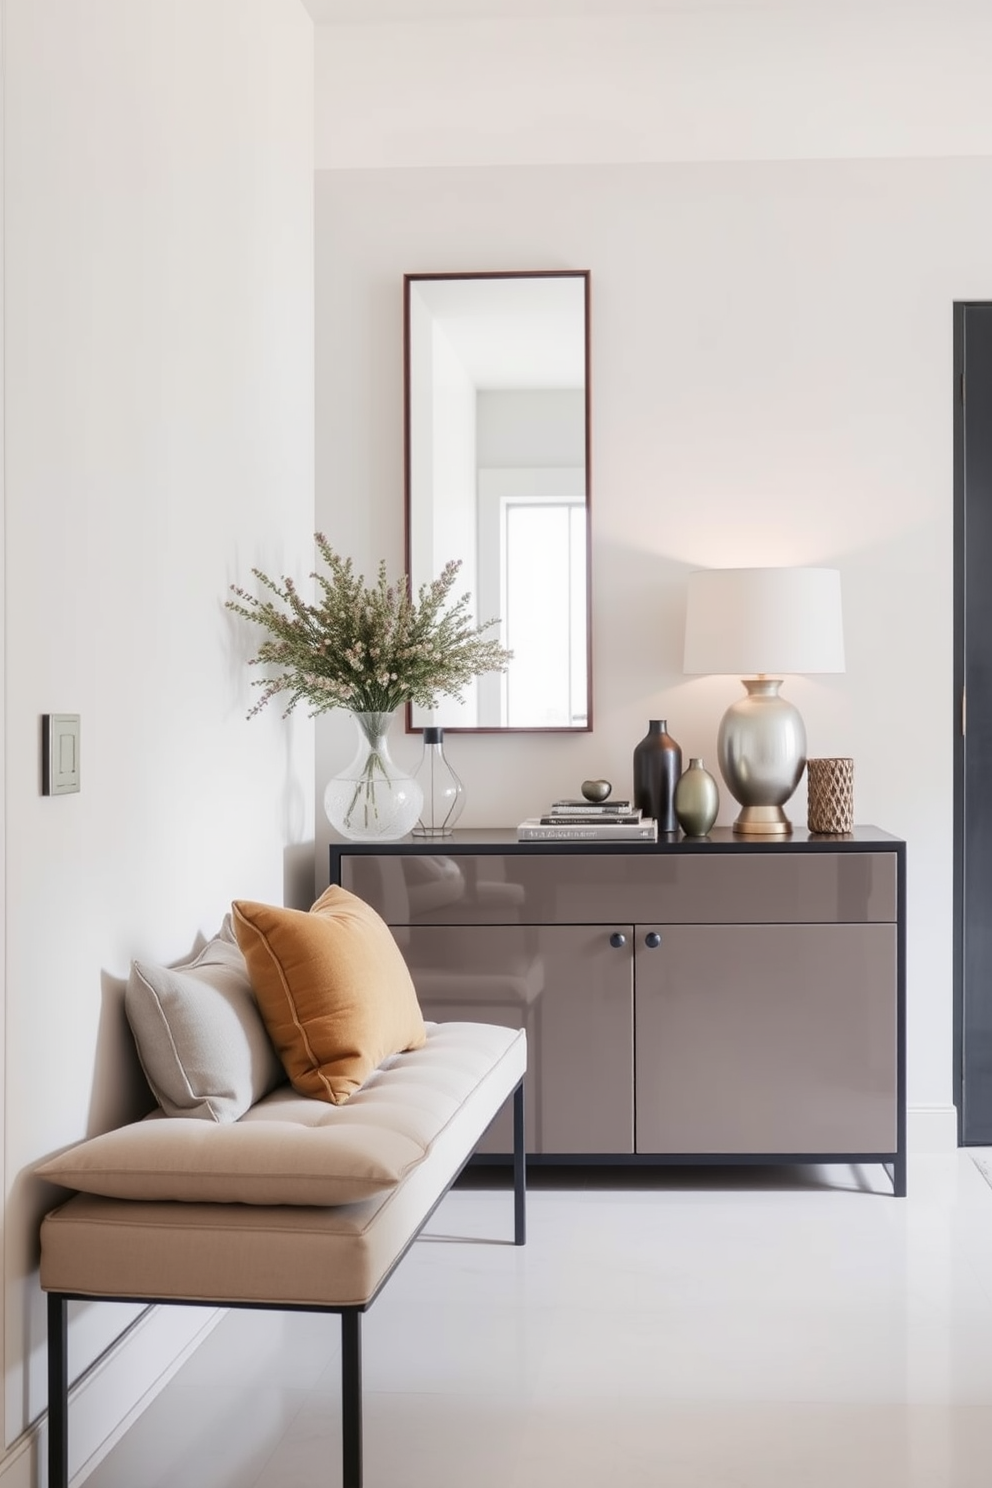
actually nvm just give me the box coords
[674,757,720,837]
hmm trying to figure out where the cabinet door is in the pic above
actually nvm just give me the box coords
[634,924,897,1154]
[401,924,634,1155]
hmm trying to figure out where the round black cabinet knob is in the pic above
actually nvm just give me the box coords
[644,931,662,949]
[609,932,627,949]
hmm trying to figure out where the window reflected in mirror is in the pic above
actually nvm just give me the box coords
[404,271,591,732]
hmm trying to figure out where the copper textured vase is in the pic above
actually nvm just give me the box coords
[806,757,854,834]
[632,719,682,834]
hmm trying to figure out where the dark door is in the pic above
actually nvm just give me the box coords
[955,303,992,1142]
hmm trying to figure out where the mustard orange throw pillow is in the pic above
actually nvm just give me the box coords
[231,886,426,1105]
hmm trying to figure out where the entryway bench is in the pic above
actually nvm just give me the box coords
[38,1021,526,1488]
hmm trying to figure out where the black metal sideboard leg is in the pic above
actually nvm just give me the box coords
[513,1079,527,1246]
[47,1293,69,1488]
[882,1156,907,1197]
[892,1151,907,1198]
[341,1309,363,1488]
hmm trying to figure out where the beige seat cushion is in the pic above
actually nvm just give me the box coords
[40,1022,526,1308]
[232,886,427,1105]
[35,1106,424,1207]
[36,1021,511,1207]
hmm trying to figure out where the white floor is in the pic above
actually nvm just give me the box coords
[83,1154,992,1488]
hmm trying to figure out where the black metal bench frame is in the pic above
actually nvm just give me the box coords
[47,1079,526,1488]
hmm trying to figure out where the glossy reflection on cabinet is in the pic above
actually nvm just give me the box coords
[401,924,633,1155]
[633,923,897,1153]
[336,836,904,1172]
[341,851,896,928]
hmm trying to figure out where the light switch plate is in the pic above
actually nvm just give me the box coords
[42,714,80,795]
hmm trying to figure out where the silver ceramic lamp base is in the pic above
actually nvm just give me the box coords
[716,677,807,837]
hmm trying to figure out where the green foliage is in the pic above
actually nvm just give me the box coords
[227,534,513,718]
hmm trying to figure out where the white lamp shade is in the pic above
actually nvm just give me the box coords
[683,566,845,676]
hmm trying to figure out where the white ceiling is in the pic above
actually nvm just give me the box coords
[301,0,890,20]
[300,1,678,17]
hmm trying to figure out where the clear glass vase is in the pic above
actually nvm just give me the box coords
[323,710,423,842]
[412,727,465,837]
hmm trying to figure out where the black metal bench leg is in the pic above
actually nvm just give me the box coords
[48,1293,68,1488]
[513,1079,526,1246]
[341,1309,363,1488]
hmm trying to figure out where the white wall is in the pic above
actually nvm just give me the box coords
[430,322,477,595]
[408,287,436,586]
[429,322,480,723]
[313,4,992,1139]
[476,390,584,469]
[2,0,314,1475]
[314,3,992,169]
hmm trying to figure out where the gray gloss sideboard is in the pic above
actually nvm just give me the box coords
[329,827,906,1195]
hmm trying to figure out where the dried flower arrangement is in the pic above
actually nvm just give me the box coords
[227,533,512,719]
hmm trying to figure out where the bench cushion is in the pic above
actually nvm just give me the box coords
[39,1021,525,1308]
[38,1020,512,1207]
[36,1108,421,1207]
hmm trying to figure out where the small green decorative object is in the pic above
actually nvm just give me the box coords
[674,758,720,837]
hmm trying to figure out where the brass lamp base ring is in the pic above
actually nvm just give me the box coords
[731,804,793,836]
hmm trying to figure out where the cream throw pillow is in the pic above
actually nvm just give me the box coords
[124,916,284,1122]
[232,886,427,1104]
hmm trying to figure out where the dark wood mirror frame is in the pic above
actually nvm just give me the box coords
[404,269,592,734]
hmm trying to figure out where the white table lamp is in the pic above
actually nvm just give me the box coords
[683,567,845,836]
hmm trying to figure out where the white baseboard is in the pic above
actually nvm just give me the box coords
[0,1304,222,1488]
[908,1103,959,1153]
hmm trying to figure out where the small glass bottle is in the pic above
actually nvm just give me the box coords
[412,727,465,837]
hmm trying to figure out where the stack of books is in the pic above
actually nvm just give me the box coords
[517,799,658,842]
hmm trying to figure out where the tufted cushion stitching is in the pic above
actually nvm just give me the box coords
[37,1023,522,1208]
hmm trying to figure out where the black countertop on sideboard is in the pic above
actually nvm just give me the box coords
[329,825,904,870]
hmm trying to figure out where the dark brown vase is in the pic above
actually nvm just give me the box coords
[632,719,683,834]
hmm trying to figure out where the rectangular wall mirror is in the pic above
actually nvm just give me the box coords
[404,269,591,732]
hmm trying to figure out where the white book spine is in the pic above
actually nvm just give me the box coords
[550,802,634,814]
[517,819,658,842]
[547,807,640,819]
